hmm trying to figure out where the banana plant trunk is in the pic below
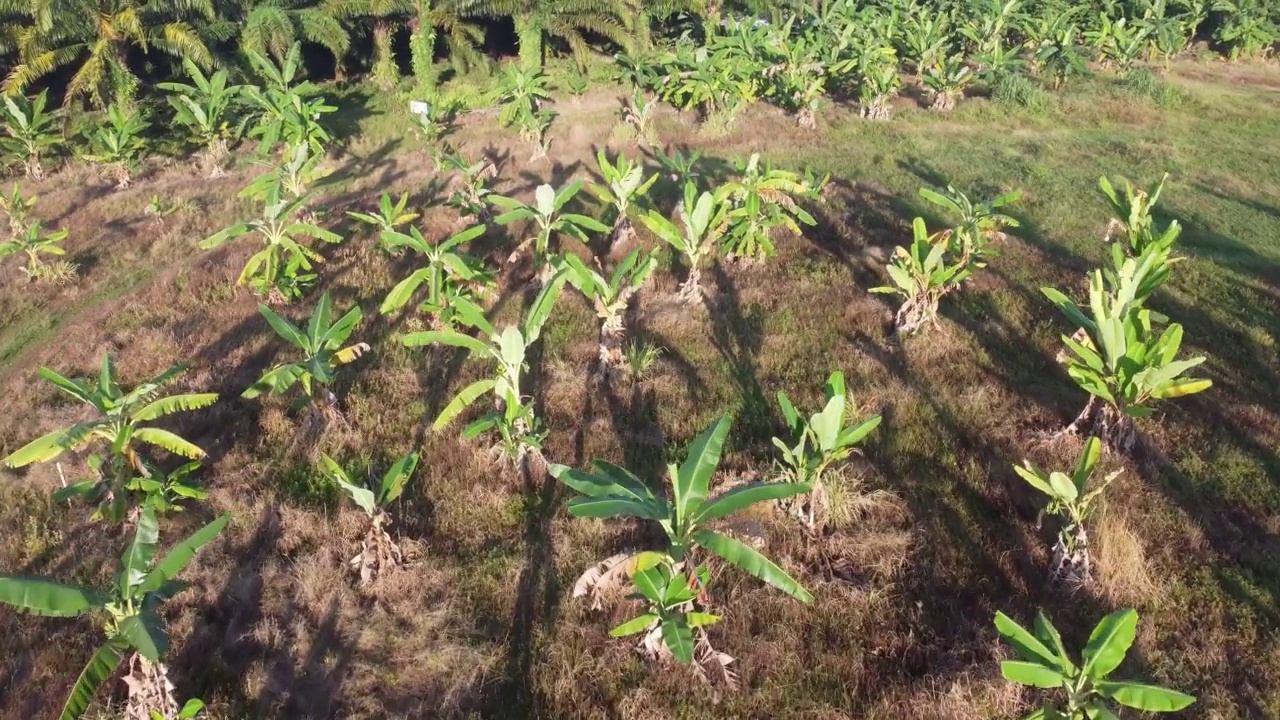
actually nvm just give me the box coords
[123,654,178,720]
[516,15,543,70]
[1067,396,1139,459]
[372,20,400,89]
[1050,525,1091,587]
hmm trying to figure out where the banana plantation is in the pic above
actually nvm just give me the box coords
[0,0,1278,718]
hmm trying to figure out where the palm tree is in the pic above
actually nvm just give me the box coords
[455,0,629,70]
[3,0,215,108]
[620,0,702,52]
[327,0,484,92]
[205,0,350,66]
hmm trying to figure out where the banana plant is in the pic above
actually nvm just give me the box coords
[609,562,721,665]
[128,460,209,516]
[639,182,728,303]
[857,46,903,121]
[439,150,498,222]
[0,220,69,282]
[491,181,607,281]
[994,608,1195,718]
[199,191,343,303]
[1098,173,1180,259]
[242,43,336,157]
[319,452,420,586]
[404,274,566,461]
[549,417,814,660]
[347,192,420,235]
[620,89,659,147]
[3,357,217,523]
[590,150,658,251]
[0,508,229,720]
[871,217,973,336]
[158,58,245,177]
[0,90,62,180]
[715,153,817,262]
[1212,0,1278,59]
[654,146,703,186]
[495,65,556,162]
[900,12,952,73]
[1042,269,1211,456]
[379,224,492,325]
[557,248,658,373]
[241,143,332,203]
[243,292,369,411]
[921,54,974,112]
[0,182,36,235]
[918,184,1021,266]
[1035,21,1089,89]
[773,371,882,529]
[1014,437,1118,586]
[1085,14,1149,72]
[83,104,150,190]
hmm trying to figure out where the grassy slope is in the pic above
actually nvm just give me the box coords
[1,60,1279,719]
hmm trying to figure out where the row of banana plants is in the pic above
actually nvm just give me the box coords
[608,0,1272,131]
[0,43,331,184]
[1,87,1211,715]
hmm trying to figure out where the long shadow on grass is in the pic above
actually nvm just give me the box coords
[842,332,1123,710]
[706,263,774,448]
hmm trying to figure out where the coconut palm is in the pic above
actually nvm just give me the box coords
[455,0,630,70]
[3,0,215,108]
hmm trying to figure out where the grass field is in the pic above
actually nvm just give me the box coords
[1,58,1279,719]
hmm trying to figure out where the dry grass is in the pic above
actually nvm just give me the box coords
[0,61,1279,719]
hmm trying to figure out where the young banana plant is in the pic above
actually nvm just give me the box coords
[157,58,245,177]
[0,90,62,180]
[199,191,343,303]
[404,274,566,462]
[319,452,420,586]
[0,219,69,282]
[495,65,556,163]
[715,153,817,262]
[241,143,332,203]
[491,181,607,282]
[1098,173,1180,259]
[347,192,420,235]
[379,224,492,326]
[130,460,210,516]
[921,53,974,112]
[245,292,368,407]
[242,44,336,157]
[0,508,229,720]
[440,151,498,223]
[773,371,882,529]
[0,182,37,235]
[1013,437,1118,586]
[83,104,150,190]
[619,89,659,147]
[857,46,902,121]
[590,150,658,251]
[549,417,813,664]
[609,561,724,667]
[994,608,1195,718]
[918,184,1021,266]
[871,217,973,336]
[557,248,658,373]
[2,356,217,523]
[1042,269,1211,457]
[639,182,728,303]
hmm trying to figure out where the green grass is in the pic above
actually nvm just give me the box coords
[1,60,1280,719]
